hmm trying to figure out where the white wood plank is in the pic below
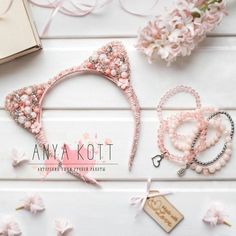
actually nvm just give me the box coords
[0,38,236,109]
[29,0,236,37]
[0,181,235,236]
[0,110,235,180]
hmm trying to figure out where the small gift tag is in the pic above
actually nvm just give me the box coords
[144,191,184,233]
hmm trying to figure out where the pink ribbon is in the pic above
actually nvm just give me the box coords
[0,0,14,17]
[130,178,172,217]
[29,0,159,37]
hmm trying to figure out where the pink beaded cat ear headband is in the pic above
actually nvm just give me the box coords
[5,41,141,183]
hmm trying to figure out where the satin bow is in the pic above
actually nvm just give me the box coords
[130,178,172,217]
[0,0,13,17]
[29,0,159,36]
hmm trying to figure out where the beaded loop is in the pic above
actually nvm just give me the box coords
[156,86,234,177]
[189,111,234,176]
[157,85,201,122]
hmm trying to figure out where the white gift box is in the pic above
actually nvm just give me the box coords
[0,0,41,64]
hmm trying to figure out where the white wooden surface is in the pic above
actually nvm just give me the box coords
[0,0,236,235]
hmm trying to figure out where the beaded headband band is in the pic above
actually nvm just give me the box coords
[5,41,141,183]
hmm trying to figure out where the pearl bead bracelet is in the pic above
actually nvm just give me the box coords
[178,111,234,176]
[153,86,234,177]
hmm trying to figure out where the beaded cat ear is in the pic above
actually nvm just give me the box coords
[5,41,141,182]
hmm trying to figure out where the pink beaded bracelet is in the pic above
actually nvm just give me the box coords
[178,111,234,176]
[153,86,234,177]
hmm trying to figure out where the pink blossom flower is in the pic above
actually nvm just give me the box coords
[203,202,230,226]
[55,219,73,236]
[136,0,226,65]
[31,122,41,134]
[0,216,21,236]
[117,79,129,89]
[16,194,45,214]
[11,149,29,168]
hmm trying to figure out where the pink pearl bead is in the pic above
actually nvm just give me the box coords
[220,159,226,166]
[25,121,31,128]
[209,166,216,174]
[104,58,110,64]
[121,72,128,78]
[223,154,230,161]
[195,166,202,173]
[227,143,232,148]
[185,144,191,150]
[105,69,110,75]
[203,169,209,176]
[37,89,43,95]
[14,103,19,108]
[225,148,232,155]
[215,163,221,170]
[25,100,31,106]
[34,107,40,113]
[87,62,93,69]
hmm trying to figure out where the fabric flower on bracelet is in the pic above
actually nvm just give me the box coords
[0,216,22,236]
[16,194,45,214]
[136,0,227,65]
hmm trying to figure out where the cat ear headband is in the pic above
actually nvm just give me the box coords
[5,41,141,180]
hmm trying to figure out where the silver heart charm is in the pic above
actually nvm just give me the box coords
[151,154,164,168]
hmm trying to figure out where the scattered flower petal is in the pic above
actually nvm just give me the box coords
[203,202,230,226]
[16,194,45,214]
[55,219,73,236]
[0,216,21,236]
[11,149,29,168]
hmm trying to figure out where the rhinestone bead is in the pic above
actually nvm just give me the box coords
[20,95,28,102]
[18,116,26,124]
[99,54,107,61]
[24,106,32,114]
[111,70,117,76]
[120,64,128,72]
[31,112,37,118]
[26,88,33,95]
[91,53,98,61]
